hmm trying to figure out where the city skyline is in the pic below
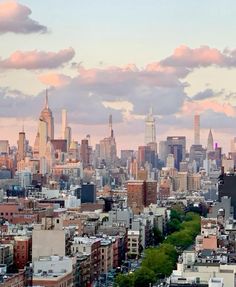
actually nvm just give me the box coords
[1,1,236,152]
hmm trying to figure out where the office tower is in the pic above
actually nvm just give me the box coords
[0,140,9,154]
[75,183,96,203]
[166,136,186,170]
[80,139,90,167]
[218,173,236,218]
[38,118,48,158]
[159,141,168,164]
[65,126,71,151]
[189,144,206,171]
[61,109,67,139]
[127,180,157,214]
[145,107,156,145]
[68,140,79,162]
[120,150,134,167]
[127,180,145,214]
[145,180,157,206]
[99,115,117,166]
[207,129,214,152]
[194,114,200,145]
[166,154,175,169]
[230,137,236,153]
[40,90,54,140]
[17,130,25,161]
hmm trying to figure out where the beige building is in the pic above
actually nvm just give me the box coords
[174,172,187,192]
[32,217,65,262]
[187,173,201,191]
[128,230,140,258]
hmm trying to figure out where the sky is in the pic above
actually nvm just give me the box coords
[1,0,236,153]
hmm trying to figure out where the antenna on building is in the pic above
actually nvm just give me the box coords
[109,114,113,137]
[45,89,49,109]
[149,106,153,115]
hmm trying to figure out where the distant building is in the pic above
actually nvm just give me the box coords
[194,114,200,145]
[166,136,186,170]
[145,108,156,145]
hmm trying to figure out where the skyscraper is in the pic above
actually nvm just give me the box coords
[100,115,117,166]
[38,118,48,158]
[194,114,200,145]
[166,136,186,170]
[61,109,67,139]
[145,108,156,145]
[207,129,214,152]
[17,129,25,161]
[40,90,54,140]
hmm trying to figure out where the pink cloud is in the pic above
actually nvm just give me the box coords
[38,73,72,87]
[161,45,225,67]
[0,48,75,69]
[182,99,236,117]
[0,1,47,34]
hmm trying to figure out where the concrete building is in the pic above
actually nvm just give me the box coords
[32,217,65,262]
[14,236,31,270]
[33,256,74,287]
[100,239,113,274]
[127,181,145,214]
[187,174,201,191]
[71,237,101,283]
[127,230,140,258]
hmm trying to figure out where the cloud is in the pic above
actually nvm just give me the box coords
[181,98,236,117]
[2,44,236,150]
[161,45,224,68]
[38,73,72,87]
[192,89,216,101]
[0,1,47,34]
[161,45,236,69]
[0,48,75,70]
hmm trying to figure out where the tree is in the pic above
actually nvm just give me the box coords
[153,227,164,245]
[115,273,134,287]
[134,267,156,287]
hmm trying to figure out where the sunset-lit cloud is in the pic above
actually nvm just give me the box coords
[0,48,75,70]
[38,73,72,87]
[0,1,47,34]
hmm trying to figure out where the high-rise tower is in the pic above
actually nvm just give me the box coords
[17,128,25,161]
[61,109,67,139]
[194,114,200,145]
[145,108,156,145]
[207,129,214,152]
[40,90,54,140]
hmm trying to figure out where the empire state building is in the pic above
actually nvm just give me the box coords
[40,90,54,140]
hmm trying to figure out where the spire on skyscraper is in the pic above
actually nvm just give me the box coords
[45,89,49,109]
[194,114,200,145]
[109,114,114,138]
[207,129,214,152]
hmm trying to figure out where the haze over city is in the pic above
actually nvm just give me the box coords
[1,0,236,152]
